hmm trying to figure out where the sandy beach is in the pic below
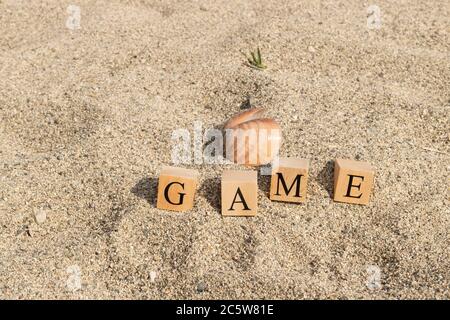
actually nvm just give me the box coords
[0,0,449,299]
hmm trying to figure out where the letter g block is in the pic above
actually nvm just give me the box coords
[157,166,199,212]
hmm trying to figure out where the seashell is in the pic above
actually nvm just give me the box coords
[223,108,282,166]
[224,107,265,129]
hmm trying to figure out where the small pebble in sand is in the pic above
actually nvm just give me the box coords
[34,209,47,224]
[196,281,207,293]
[308,46,316,53]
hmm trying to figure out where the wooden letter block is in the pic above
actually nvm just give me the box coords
[156,166,199,212]
[269,158,309,203]
[333,159,374,205]
[221,170,257,216]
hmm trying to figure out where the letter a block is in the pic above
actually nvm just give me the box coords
[333,159,374,205]
[221,170,257,216]
[270,158,309,203]
[156,166,199,212]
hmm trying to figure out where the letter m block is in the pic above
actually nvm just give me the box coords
[270,158,309,203]
[157,166,199,212]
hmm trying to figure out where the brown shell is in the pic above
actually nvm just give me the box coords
[223,107,265,129]
[224,108,282,166]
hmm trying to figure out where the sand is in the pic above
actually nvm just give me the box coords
[0,0,449,299]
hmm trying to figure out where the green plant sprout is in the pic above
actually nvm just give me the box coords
[243,47,267,70]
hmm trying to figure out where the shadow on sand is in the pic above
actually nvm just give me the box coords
[131,176,158,206]
[317,160,334,198]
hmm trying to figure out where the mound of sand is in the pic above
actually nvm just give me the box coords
[0,0,448,299]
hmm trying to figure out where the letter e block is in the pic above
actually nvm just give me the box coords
[221,170,257,216]
[156,166,199,212]
[333,159,374,205]
[270,158,309,203]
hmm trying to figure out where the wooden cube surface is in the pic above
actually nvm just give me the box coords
[270,158,309,203]
[333,159,374,205]
[156,166,199,212]
[221,170,257,216]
